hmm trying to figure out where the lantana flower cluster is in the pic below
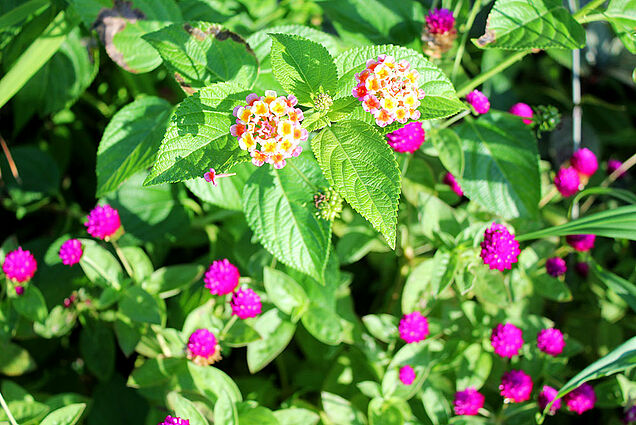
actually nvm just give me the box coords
[230,91,307,169]
[353,55,425,127]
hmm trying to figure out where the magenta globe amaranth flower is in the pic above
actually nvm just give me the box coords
[566,234,595,252]
[386,122,425,153]
[398,311,429,343]
[554,167,580,197]
[607,159,626,178]
[625,405,636,424]
[443,172,463,197]
[545,257,567,277]
[187,329,221,366]
[426,8,455,34]
[231,287,262,319]
[454,387,484,416]
[204,259,240,296]
[85,204,121,240]
[499,370,533,403]
[399,365,415,385]
[571,148,598,177]
[509,103,533,125]
[490,322,524,358]
[537,328,565,356]
[538,385,562,414]
[564,383,596,415]
[159,415,190,425]
[480,223,520,271]
[466,90,490,115]
[59,239,83,266]
[2,247,37,283]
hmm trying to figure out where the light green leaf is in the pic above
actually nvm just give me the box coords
[420,383,451,425]
[167,392,207,425]
[273,408,320,425]
[237,404,280,425]
[12,285,47,323]
[531,272,572,302]
[214,390,238,425]
[368,397,404,425]
[243,154,332,281]
[269,33,337,106]
[312,119,400,248]
[428,128,464,177]
[120,246,154,283]
[185,161,253,211]
[33,305,76,339]
[78,239,124,289]
[188,362,242,403]
[321,392,366,425]
[301,304,343,346]
[119,286,164,325]
[454,111,540,219]
[263,267,309,318]
[247,309,296,373]
[0,342,36,376]
[456,344,492,391]
[96,97,173,196]
[145,82,251,185]
[223,319,261,347]
[40,403,85,425]
[607,0,636,53]
[362,314,398,343]
[474,0,586,50]
[383,341,439,400]
[142,264,204,297]
[402,259,435,314]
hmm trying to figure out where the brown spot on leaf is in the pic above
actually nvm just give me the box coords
[476,29,496,47]
[174,72,195,95]
[183,23,255,56]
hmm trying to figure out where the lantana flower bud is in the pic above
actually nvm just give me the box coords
[570,148,598,177]
[545,257,566,277]
[490,322,524,358]
[554,167,580,197]
[564,383,596,415]
[538,385,562,414]
[537,328,565,356]
[566,234,595,252]
[159,415,190,425]
[422,8,457,58]
[231,287,262,319]
[509,103,534,125]
[386,122,425,153]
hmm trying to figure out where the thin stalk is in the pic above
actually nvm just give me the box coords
[111,240,134,278]
[220,315,238,339]
[451,0,482,81]
[580,152,636,212]
[0,390,18,425]
[569,0,582,219]
[539,186,559,208]
[152,325,172,357]
[436,109,470,130]
[457,50,530,97]
[578,13,608,23]
[573,0,607,19]
[0,134,20,183]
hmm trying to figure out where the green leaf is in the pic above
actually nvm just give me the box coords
[428,128,464,177]
[33,305,76,338]
[142,264,204,297]
[119,286,164,325]
[243,154,332,281]
[474,0,586,50]
[185,161,253,211]
[301,304,343,345]
[321,392,366,425]
[456,344,492,391]
[383,341,439,400]
[368,398,404,425]
[0,342,36,376]
[591,263,636,314]
[120,246,154,283]
[145,82,251,185]
[40,403,85,425]
[0,145,60,207]
[187,362,242,403]
[263,267,309,318]
[247,25,340,63]
[214,390,238,425]
[166,392,207,425]
[273,408,320,425]
[79,319,115,381]
[571,186,636,210]
[531,272,573,302]
[237,404,280,425]
[247,309,296,373]
[607,0,636,53]
[334,45,465,119]
[269,33,337,105]
[362,314,398,343]
[114,315,141,356]
[430,249,458,296]
[96,97,173,196]
[420,383,451,425]
[223,319,261,347]
[402,259,435,313]
[453,111,540,219]
[12,285,47,323]
[312,119,400,248]
[144,21,258,91]
[78,239,124,289]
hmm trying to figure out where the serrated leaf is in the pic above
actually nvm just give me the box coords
[96,96,173,196]
[334,44,465,120]
[247,24,340,63]
[243,154,332,281]
[454,111,540,219]
[312,119,400,248]
[474,0,586,50]
[145,82,251,185]
[606,0,636,53]
[247,309,296,373]
[269,33,338,105]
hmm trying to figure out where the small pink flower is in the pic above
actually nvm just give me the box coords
[509,103,533,125]
[537,328,565,356]
[571,148,598,177]
[85,204,121,240]
[538,385,562,414]
[426,8,455,34]
[499,370,533,403]
[203,168,235,186]
[554,167,580,197]
[398,311,429,343]
[63,294,77,308]
[159,415,190,425]
[564,383,596,415]
[204,259,240,296]
[15,286,24,296]
[491,323,524,358]
[454,387,485,416]
[607,159,626,178]
[443,172,463,197]
[231,287,262,319]
[187,329,221,366]
[399,365,416,385]
[575,261,589,277]
[466,90,490,115]
[480,223,520,271]
[545,257,566,277]
[386,122,425,153]
[566,234,595,252]
[2,247,37,283]
[59,239,83,266]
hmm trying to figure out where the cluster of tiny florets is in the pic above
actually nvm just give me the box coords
[466,90,490,115]
[59,239,83,266]
[480,223,520,271]
[230,91,307,169]
[231,287,262,319]
[386,122,425,153]
[545,257,567,277]
[499,370,533,403]
[187,329,221,366]
[422,9,457,57]
[564,383,596,415]
[538,385,562,414]
[399,365,415,386]
[509,103,534,125]
[454,387,485,416]
[490,322,524,358]
[571,148,598,177]
[554,167,580,197]
[398,311,429,343]
[314,187,344,221]
[2,247,37,283]
[426,8,455,34]
[443,172,463,197]
[204,259,240,296]
[85,204,122,240]
[353,55,425,127]
[537,328,565,356]
[159,415,190,425]
[566,234,595,252]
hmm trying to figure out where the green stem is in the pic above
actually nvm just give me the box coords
[436,109,470,130]
[573,0,607,19]
[578,13,608,23]
[152,325,172,357]
[457,50,530,97]
[451,0,483,81]
[220,315,238,339]
[111,240,134,279]
[0,390,18,425]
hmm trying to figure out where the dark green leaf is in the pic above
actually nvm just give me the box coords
[79,319,115,381]
[119,286,164,324]
[12,285,47,323]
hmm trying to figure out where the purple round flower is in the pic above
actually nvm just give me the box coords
[480,223,520,271]
[426,8,455,34]
[571,148,598,177]
[443,172,463,197]
[399,365,416,385]
[499,370,533,403]
[538,385,562,414]
[509,103,533,125]
[564,383,596,415]
[545,257,567,277]
[466,90,490,115]
[386,122,425,153]
[398,311,429,343]
[204,259,240,296]
[231,287,262,319]
[490,323,524,358]
[607,159,626,178]
[454,387,485,416]
[187,329,220,366]
[537,328,565,356]
[554,167,580,197]
[566,234,595,252]
[15,286,24,296]
[625,405,636,424]
[159,415,190,425]
[575,261,589,278]
[85,204,121,240]
[59,239,83,266]
[2,247,37,283]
